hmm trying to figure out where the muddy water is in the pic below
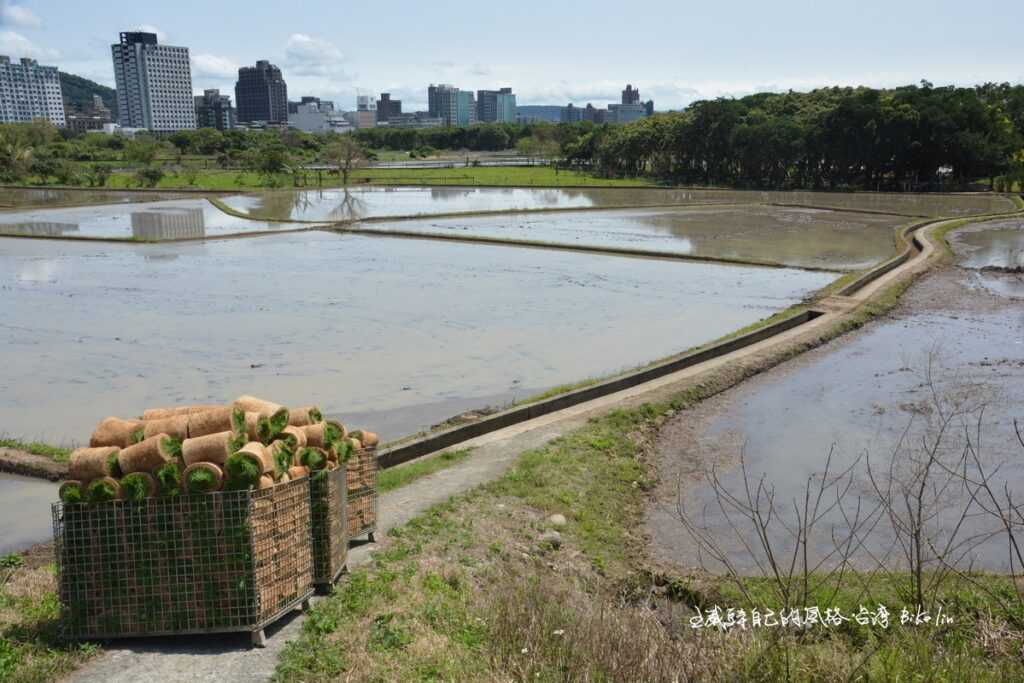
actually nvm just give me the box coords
[0,198,326,240]
[950,218,1024,269]
[0,232,833,445]
[221,187,1014,222]
[649,226,1024,572]
[362,205,903,271]
[0,474,57,554]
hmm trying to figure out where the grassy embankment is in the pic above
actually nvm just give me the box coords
[87,165,657,191]
[0,439,70,463]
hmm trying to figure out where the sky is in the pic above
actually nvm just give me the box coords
[0,0,1021,112]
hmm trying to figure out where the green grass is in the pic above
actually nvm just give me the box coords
[0,438,71,463]
[378,449,473,493]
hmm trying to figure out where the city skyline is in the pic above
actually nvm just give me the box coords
[1,0,1021,113]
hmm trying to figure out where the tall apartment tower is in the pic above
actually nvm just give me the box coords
[621,84,640,105]
[0,56,66,126]
[376,93,401,122]
[235,60,288,124]
[111,32,195,131]
[194,89,236,130]
[476,87,515,123]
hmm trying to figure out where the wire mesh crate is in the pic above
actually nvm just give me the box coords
[52,477,314,647]
[309,467,347,591]
[345,448,378,543]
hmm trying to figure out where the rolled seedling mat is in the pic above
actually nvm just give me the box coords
[287,405,322,427]
[143,414,189,440]
[267,440,294,477]
[237,441,274,474]
[279,426,307,449]
[256,409,290,444]
[154,461,182,497]
[187,406,234,438]
[332,439,354,463]
[89,417,143,449]
[181,431,234,466]
[348,430,379,448]
[287,465,309,481]
[86,476,121,503]
[120,472,157,501]
[297,447,328,472]
[233,395,286,418]
[346,437,363,452]
[233,411,261,442]
[69,446,120,482]
[117,433,171,475]
[323,421,347,449]
[224,452,263,490]
[183,462,223,494]
[58,480,86,504]
[142,404,222,420]
[300,422,326,448]
[259,475,274,490]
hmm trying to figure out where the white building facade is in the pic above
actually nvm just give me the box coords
[0,56,66,126]
[111,32,195,132]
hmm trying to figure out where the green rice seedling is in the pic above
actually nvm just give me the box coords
[161,436,183,459]
[155,462,182,497]
[224,452,262,490]
[87,478,119,503]
[107,451,124,478]
[308,407,323,423]
[131,427,146,444]
[120,473,154,502]
[256,408,291,444]
[184,466,220,494]
[323,421,344,449]
[58,481,84,504]
[298,447,327,471]
[334,438,354,463]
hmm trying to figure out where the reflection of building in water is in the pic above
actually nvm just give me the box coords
[0,221,79,236]
[131,207,205,240]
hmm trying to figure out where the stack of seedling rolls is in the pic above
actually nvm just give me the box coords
[58,395,380,505]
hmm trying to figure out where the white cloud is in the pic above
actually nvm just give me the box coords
[0,30,57,60]
[0,3,41,29]
[283,33,348,78]
[192,53,239,79]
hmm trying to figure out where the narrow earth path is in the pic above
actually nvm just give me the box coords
[62,216,960,682]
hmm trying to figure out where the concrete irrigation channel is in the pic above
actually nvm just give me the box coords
[59,210,1003,683]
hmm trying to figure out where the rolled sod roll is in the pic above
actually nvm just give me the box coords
[182,431,234,466]
[183,462,223,494]
[86,477,121,503]
[346,437,363,452]
[58,480,85,504]
[333,439,354,463]
[278,472,291,484]
[348,430,379,448]
[233,395,286,419]
[142,404,222,420]
[120,472,157,501]
[298,447,328,471]
[89,417,142,448]
[187,407,234,438]
[287,465,309,480]
[300,422,326,448]
[224,451,263,490]
[256,409,290,444]
[155,462,182,497]
[143,414,189,440]
[280,425,307,449]
[117,433,171,475]
[69,446,119,482]
[287,406,322,428]
[236,441,273,474]
[267,440,294,477]
[323,420,347,449]
[258,475,274,490]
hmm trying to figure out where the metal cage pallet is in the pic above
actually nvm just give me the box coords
[345,448,379,543]
[309,467,347,592]
[52,476,314,648]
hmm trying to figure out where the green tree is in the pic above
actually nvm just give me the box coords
[321,136,367,185]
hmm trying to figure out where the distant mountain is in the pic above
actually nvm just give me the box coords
[515,105,564,123]
[59,72,117,118]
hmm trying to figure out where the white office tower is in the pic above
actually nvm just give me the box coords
[111,31,196,131]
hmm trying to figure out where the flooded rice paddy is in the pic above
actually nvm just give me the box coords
[221,186,1015,222]
[0,232,833,446]
[0,198,326,240]
[950,218,1024,269]
[361,205,904,270]
[0,474,57,554]
[0,188,188,209]
[649,220,1024,572]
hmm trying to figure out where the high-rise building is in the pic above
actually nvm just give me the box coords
[644,100,655,117]
[607,103,648,124]
[235,60,288,124]
[622,84,640,105]
[456,90,476,127]
[376,93,401,122]
[0,56,66,126]
[560,103,582,124]
[111,32,195,131]
[194,89,236,130]
[476,87,515,123]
